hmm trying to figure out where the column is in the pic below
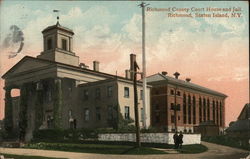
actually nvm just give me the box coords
[54,78,63,129]
[4,87,13,132]
[35,81,44,130]
[19,84,28,141]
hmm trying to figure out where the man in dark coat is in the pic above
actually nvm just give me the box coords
[173,132,179,149]
[178,131,183,149]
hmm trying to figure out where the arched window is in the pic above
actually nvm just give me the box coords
[220,102,222,126]
[188,95,191,124]
[207,99,210,120]
[216,101,219,125]
[199,97,202,122]
[193,96,196,124]
[203,98,206,121]
[183,94,187,124]
[212,100,215,122]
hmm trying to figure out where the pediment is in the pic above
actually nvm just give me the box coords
[2,56,54,78]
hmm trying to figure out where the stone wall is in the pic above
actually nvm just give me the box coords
[98,133,201,145]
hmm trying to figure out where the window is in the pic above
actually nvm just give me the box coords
[125,106,130,120]
[188,95,192,124]
[193,96,196,124]
[107,86,113,97]
[46,89,52,102]
[95,88,101,99]
[96,107,101,121]
[62,39,67,50]
[155,103,159,110]
[183,94,187,124]
[199,98,202,122]
[141,108,144,122]
[177,91,181,96]
[220,102,222,126]
[47,38,52,50]
[108,105,113,120]
[177,104,181,111]
[140,90,143,100]
[171,103,175,110]
[84,108,90,121]
[171,103,180,111]
[171,115,175,123]
[155,113,160,123]
[155,90,159,95]
[83,90,88,100]
[170,89,174,95]
[124,87,129,98]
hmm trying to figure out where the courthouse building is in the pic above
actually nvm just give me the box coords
[147,72,227,133]
[2,22,150,140]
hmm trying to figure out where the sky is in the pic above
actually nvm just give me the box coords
[0,1,249,126]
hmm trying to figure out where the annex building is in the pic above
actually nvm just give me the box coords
[2,22,151,141]
[147,72,227,134]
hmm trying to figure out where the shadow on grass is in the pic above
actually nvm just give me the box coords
[121,146,168,155]
[177,144,208,154]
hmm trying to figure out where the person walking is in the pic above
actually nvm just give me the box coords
[178,131,183,149]
[173,132,179,149]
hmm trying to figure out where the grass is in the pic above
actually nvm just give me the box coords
[24,142,207,155]
[0,153,66,159]
[25,142,167,155]
[202,136,250,151]
[177,144,208,154]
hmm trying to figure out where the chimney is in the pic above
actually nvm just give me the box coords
[130,54,136,79]
[173,72,180,79]
[93,61,99,71]
[162,71,168,76]
[186,78,191,82]
[125,70,131,79]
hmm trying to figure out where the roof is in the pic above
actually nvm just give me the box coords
[78,77,151,88]
[226,119,250,132]
[1,56,138,84]
[147,73,227,97]
[226,103,250,132]
[238,103,250,120]
[42,22,74,35]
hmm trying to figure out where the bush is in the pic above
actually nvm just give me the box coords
[0,129,19,140]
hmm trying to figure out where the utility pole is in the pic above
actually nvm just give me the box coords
[133,61,141,147]
[139,1,149,129]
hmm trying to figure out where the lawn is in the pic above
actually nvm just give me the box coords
[24,142,207,155]
[0,153,66,159]
[25,142,167,155]
[177,144,208,154]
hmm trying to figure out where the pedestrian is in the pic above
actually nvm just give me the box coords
[173,132,179,149]
[178,131,183,149]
